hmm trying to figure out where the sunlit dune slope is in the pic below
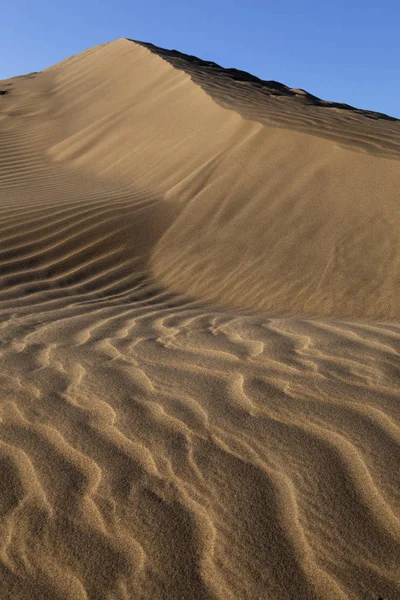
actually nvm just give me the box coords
[2,38,399,317]
[0,38,399,600]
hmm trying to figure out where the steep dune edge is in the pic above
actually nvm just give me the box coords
[134,39,400,153]
[0,38,399,600]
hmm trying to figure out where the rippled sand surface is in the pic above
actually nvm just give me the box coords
[0,38,399,599]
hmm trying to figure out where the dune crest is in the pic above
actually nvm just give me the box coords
[0,38,399,599]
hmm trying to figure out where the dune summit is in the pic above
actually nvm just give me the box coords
[0,37,399,599]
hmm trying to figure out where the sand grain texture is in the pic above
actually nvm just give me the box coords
[0,38,400,599]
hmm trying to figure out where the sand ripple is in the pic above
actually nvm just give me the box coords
[1,308,400,598]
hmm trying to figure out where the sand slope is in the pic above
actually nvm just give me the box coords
[0,38,399,599]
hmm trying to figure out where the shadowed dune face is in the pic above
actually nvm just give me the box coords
[0,38,400,600]
[134,39,400,158]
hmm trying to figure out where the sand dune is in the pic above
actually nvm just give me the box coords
[0,38,399,599]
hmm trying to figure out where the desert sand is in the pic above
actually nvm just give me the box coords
[0,37,399,599]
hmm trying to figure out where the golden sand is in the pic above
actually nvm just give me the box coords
[0,38,399,599]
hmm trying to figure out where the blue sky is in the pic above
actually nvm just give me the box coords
[1,0,399,118]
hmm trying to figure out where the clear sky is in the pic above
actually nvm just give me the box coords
[1,0,399,118]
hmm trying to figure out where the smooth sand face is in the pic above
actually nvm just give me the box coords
[0,38,399,599]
